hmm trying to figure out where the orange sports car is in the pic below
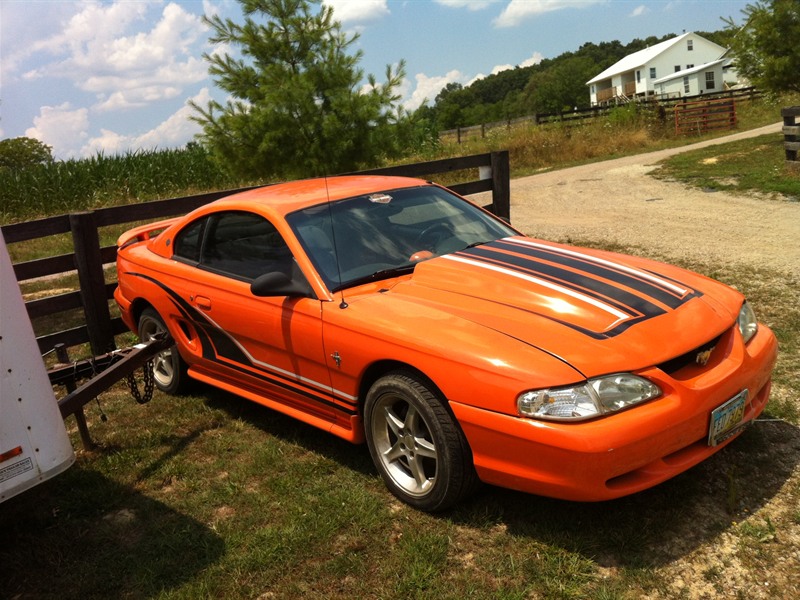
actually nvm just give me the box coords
[115,176,777,511]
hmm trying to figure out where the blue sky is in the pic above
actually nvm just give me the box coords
[0,0,751,160]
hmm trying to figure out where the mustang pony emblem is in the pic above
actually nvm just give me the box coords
[696,347,715,366]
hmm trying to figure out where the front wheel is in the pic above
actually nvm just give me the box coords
[364,371,478,512]
[138,307,188,395]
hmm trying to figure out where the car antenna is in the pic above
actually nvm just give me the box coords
[323,175,348,309]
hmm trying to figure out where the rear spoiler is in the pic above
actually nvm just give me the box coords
[117,217,181,249]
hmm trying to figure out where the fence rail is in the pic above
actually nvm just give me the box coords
[2,152,510,355]
[442,86,761,143]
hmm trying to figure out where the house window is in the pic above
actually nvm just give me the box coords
[636,70,641,83]
[687,64,694,69]
[705,71,716,90]
[675,65,681,73]
[683,76,690,94]
[687,39,693,51]
[650,67,656,79]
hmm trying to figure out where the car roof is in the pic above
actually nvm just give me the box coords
[211,175,430,216]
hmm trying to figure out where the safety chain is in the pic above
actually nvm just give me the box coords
[126,359,155,404]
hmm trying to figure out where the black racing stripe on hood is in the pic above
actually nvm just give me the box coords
[496,239,701,309]
[462,245,666,319]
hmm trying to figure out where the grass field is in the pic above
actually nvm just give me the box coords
[2,96,799,599]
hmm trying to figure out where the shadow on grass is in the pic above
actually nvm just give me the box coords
[205,386,798,567]
[0,466,224,600]
[165,385,798,573]
[451,418,800,568]
[201,386,377,478]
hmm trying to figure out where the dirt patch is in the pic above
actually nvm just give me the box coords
[501,122,799,281]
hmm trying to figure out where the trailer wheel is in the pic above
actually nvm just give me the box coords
[138,308,188,395]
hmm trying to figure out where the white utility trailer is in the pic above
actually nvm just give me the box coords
[1,235,171,503]
[1,235,74,502]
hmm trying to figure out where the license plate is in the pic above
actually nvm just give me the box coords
[708,390,748,447]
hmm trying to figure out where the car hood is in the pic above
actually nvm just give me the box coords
[389,237,740,378]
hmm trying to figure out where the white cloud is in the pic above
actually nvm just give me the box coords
[491,64,514,75]
[494,0,604,28]
[403,70,469,111]
[630,5,649,17]
[133,88,212,149]
[468,50,544,84]
[19,2,208,106]
[520,52,545,68]
[323,0,390,23]
[81,88,213,157]
[435,0,497,10]
[402,48,544,111]
[24,104,90,159]
[81,129,130,158]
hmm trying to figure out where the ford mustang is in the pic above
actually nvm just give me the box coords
[115,176,777,511]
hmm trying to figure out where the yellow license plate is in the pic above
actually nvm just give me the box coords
[708,390,748,447]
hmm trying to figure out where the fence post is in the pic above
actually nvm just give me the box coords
[490,151,511,223]
[782,106,800,169]
[70,211,116,355]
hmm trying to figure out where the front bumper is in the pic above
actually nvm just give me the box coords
[451,323,778,501]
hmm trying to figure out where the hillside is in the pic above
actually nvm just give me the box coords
[416,29,732,129]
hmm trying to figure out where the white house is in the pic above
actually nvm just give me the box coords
[652,59,726,98]
[586,32,729,106]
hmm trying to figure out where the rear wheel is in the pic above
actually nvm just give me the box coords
[138,307,188,395]
[364,371,478,512]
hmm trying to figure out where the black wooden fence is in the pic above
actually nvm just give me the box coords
[443,86,762,143]
[2,151,511,357]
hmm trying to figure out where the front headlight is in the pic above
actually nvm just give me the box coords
[518,374,661,422]
[738,301,758,344]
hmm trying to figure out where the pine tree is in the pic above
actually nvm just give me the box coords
[191,0,407,180]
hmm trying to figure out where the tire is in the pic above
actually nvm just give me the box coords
[138,307,188,395]
[364,371,478,512]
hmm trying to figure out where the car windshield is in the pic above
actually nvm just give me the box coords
[286,184,517,292]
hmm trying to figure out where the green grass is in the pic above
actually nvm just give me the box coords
[654,133,800,200]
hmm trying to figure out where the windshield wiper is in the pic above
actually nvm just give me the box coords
[343,263,416,289]
[463,239,491,251]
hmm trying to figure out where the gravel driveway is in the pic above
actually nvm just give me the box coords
[505,122,799,278]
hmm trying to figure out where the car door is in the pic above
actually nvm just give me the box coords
[172,210,337,420]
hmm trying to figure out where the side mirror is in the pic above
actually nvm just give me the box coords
[250,271,313,298]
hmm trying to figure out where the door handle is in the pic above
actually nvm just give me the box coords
[193,295,212,310]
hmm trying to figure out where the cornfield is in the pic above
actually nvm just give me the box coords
[0,146,248,224]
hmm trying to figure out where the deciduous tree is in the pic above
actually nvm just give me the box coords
[0,137,54,170]
[725,0,800,94]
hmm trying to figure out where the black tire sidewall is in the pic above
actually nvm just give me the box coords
[364,371,474,512]
[138,307,186,395]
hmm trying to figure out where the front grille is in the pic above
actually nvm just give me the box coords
[657,334,723,375]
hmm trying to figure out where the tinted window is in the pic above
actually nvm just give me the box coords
[174,218,206,263]
[200,212,293,281]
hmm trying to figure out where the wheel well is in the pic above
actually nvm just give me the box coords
[358,360,451,418]
[129,298,155,332]
[357,359,476,467]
